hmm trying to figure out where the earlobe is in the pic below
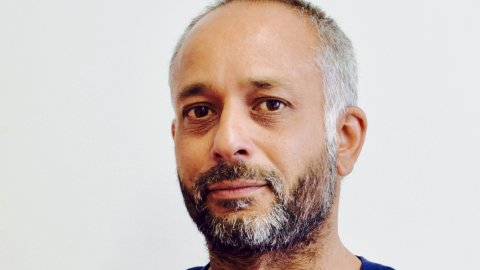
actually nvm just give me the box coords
[336,107,367,176]
[171,119,176,139]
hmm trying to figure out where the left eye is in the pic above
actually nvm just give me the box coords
[255,99,286,111]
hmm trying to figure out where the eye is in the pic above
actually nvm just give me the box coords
[254,99,286,112]
[184,105,214,119]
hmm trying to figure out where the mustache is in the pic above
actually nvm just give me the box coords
[192,161,284,204]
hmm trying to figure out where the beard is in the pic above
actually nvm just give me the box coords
[178,147,337,254]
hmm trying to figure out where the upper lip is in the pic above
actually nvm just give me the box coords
[207,179,268,191]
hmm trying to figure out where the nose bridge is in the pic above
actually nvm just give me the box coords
[211,99,252,162]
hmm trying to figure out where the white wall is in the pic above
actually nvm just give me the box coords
[1,0,479,269]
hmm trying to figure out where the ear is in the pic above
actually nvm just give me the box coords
[336,107,367,176]
[171,119,176,139]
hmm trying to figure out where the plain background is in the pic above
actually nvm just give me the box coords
[1,0,479,269]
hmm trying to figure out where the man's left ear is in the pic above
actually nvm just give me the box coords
[336,107,367,176]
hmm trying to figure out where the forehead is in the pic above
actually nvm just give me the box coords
[171,1,322,100]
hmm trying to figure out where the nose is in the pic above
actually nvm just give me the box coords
[210,107,253,163]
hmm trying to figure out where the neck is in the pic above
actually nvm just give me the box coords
[207,213,360,270]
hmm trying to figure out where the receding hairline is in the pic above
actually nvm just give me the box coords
[169,0,330,86]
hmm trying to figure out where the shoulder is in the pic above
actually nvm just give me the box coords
[187,260,393,270]
[358,256,395,270]
[186,263,210,270]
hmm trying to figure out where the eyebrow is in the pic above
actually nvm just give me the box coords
[176,83,209,102]
[175,77,288,102]
[251,80,275,89]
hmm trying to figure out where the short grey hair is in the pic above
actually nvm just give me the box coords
[169,0,358,159]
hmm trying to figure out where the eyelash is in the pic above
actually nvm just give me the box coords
[181,98,290,119]
[253,98,287,112]
[182,103,215,119]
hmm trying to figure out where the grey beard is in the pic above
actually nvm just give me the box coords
[178,157,337,254]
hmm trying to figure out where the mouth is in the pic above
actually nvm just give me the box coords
[206,179,269,200]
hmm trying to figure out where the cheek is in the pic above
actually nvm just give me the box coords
[174,135,212,188]
[262,117,326,192]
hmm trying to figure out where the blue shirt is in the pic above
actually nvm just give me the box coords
[187,256,394,270]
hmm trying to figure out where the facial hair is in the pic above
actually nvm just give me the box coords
[178,152,337,254]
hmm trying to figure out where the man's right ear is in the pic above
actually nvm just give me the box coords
[171,119,176,139]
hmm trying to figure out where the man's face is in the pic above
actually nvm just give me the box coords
[171,2,337,252]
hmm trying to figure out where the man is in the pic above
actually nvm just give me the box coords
[169,0,393,269]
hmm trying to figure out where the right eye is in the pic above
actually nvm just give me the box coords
[184,105,214,119]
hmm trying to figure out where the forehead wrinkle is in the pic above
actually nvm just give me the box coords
[181,1,320,62]
[244,76,308,101]
[246,77,283,90]
[169,1,324,88]
[172,1,325,110]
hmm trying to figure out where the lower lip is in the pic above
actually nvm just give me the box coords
[208,185,267,200]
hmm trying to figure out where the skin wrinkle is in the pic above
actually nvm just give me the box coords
[183,118,218,137]
[169,0,358,142]
[172,1,367,269]
[178,145,336,255]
